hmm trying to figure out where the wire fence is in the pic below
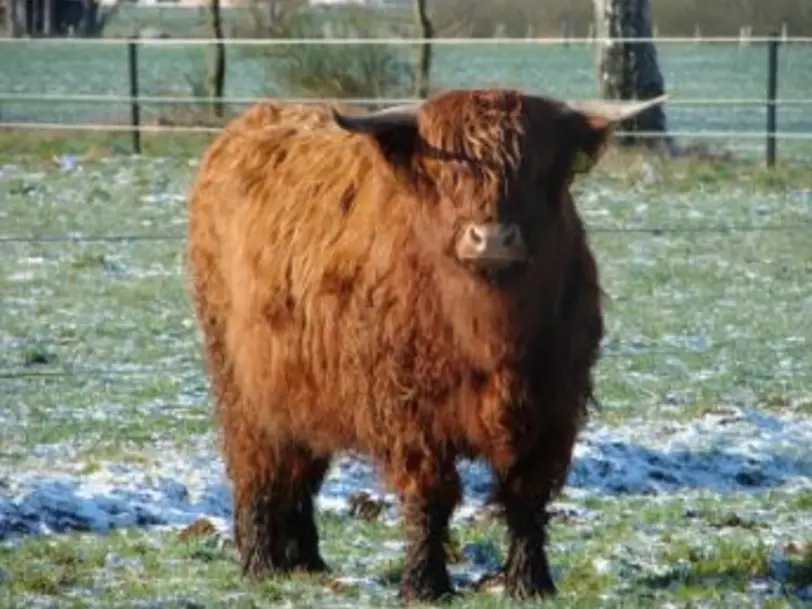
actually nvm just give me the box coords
[2,35,812,45]
[1,223,811,245]
[4,121,812,143]
[3,93,812,106]
[2,336,808,380]
[1,218,809,382]
[2,35,812,163]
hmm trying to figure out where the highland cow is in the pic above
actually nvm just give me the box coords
[186,90,667,602]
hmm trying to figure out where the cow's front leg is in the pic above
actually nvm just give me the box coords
[500,495,556,599]
[491,419,581,600]
[383,452,460,603]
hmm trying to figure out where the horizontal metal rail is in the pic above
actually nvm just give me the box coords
[3,120,812,140]
[1,36,812,45]
[2,93,812,107]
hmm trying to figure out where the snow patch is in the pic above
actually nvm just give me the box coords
[1,408,811,542]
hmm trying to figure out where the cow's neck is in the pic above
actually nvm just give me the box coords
[423,259,524,372]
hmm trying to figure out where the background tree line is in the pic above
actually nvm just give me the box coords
[213,0,812,40]
[5,0,811,38]
[421,0,812,39]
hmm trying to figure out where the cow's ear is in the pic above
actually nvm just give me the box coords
[331,104,420,167]
[567,112,614,176]
[562,95,669,175]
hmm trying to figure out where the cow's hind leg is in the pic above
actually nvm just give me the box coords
[192,288,331,576]
[383,449,461,603]
[491,419,580,600]
[190,297,283,577]
[191,309,287,577]
[190,243,330,577]
[286,449,332,573]
[226,420,289,579]
[228,433,332,579]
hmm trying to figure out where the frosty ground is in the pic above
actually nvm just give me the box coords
[1,152,811,608]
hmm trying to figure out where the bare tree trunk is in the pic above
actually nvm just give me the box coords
[74,0,117,37]
[42,0,54,36]
[18,0,31,36]
[81,0,94,35]
[31,0,40,35]
[5,0,17,36]
[207,0,226,118]
[414,0,433,99]
[95,3,119,37]
[593,0,675,151]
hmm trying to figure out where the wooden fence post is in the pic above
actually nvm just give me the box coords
[766,33,780,168]
[127,39,142,155]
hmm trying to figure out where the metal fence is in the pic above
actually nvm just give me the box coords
[1,35,812,164]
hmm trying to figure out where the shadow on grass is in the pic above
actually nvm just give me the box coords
[461,409,812,497]
[0,473,232,542]
[567,441,812,496]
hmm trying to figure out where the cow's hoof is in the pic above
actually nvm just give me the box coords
[504,571,557,600]
[401,583,457,604]
[295,554,331,574]
[242,560,290,582]
[240,546,292,582]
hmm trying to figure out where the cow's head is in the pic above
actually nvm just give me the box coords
[331,90,667,277]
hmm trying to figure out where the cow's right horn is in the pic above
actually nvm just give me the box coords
[567,94,669,124]
[331,103,422,134]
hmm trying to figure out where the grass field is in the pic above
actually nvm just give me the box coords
[0,142,811,608]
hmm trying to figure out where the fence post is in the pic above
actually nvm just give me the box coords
[127,39,142,155]
[766,32,779,168]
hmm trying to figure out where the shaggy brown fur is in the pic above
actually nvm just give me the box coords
[187,90,607,601]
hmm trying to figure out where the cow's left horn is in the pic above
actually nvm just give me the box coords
[567,94,669,123]
[331,103,422,133]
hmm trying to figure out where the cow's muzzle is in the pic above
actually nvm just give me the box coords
[455,222,527,270]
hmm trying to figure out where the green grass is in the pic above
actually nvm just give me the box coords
[1,503,809,608]
[0,143,811,607]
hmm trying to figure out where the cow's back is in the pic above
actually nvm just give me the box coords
[188,101,370,302]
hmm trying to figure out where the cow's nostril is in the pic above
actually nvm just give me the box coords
[468,225,484,245]
[502,227,517,247]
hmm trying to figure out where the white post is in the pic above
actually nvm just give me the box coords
[560,22,570,47]
[739,25,752,48]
